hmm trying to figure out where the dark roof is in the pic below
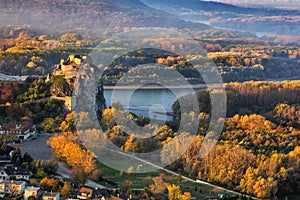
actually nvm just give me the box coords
[94,188,110,198]
[3,121,34,133]
[74,55,83,59]
[0,145,14,156]
[3,167,30,175]
[118,193,127,200]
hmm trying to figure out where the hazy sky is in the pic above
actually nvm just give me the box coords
[209,0,300,5]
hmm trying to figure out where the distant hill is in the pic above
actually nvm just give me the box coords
[141,0,300,36]
[141,0,299,16]
[0,0,211,38]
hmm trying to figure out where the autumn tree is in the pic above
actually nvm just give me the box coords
[101,107,116,128]
[120,180,133,196]
[60,33,82,42]
[181,192,191,200]
[149,174,167,196]
[60,182,76,197]
[71,165,87,187]
[47,133,95,173]
[59,112,74,132]
[166,184,182,200]
[40,177,61,192]
[44,159,59,175]
[89,169,103,182]
[124,134,136,152]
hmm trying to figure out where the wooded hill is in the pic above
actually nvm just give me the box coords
[0,0,210,38]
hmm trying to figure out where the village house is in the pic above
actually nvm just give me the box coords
[77,187,94,199]
[2,121,36,142]
[0,167,30,181]
[43,191,60,200]
[77,187,126,200]
[0,180,25,195]
[94,188,111,199]
[109,196,124,200]
[0,145,14,164]
[0,125,5,134]
[24,186,43,200]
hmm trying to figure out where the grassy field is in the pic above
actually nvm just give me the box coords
[96,161,240,199]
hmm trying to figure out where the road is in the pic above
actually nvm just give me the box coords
[16,133,250,194]
[110,149,261,200]
[14,134,106,189]
[0,73,28,81]
[14,134,54,161]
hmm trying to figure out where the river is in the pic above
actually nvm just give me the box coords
[103,75,300,120]
[193,20,269,38]
[104,88,197,120]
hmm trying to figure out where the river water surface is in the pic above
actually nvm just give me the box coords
[104,88,196,120]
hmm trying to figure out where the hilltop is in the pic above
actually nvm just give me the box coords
[0,0,211,37]
[141,0,300,36]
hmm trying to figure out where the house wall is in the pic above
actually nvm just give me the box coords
[0,171,8,180]
[42,193,60,200]
[0,181,25,194]
[10,182,25,194]
[0,182,5,193]
[24,188,41,200]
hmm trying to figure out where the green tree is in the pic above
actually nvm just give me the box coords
[22,152,34,165]
[50,75,71,97]
[44,159,59,175]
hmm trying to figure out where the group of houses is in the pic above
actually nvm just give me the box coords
[0,181,129,200]
[0,121,36,142]
[0,166,132,200]
[0,183,60,200]
[75,186,129,200]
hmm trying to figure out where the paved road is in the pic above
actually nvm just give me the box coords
[14,134,54,161]
[13,131,260,197]
[14,134,106,189]
[57,163,105,189]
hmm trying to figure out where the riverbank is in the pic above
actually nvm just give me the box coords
[103,84,207,90]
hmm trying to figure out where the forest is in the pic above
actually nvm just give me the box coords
[44,80,300,199]
[0,27,299,83]
[0,24,299,199]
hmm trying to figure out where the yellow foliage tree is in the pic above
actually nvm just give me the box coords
[124,135,135,152]
[47,133,95,174]
[166,184,182,200]
[102,107,116,127]
[181,192,191,200]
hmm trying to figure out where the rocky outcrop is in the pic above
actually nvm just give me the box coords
[51,55,106,117]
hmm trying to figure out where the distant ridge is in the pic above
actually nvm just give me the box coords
[141,0,299,15]
[0,0,212,37]
[141,0,300,36]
